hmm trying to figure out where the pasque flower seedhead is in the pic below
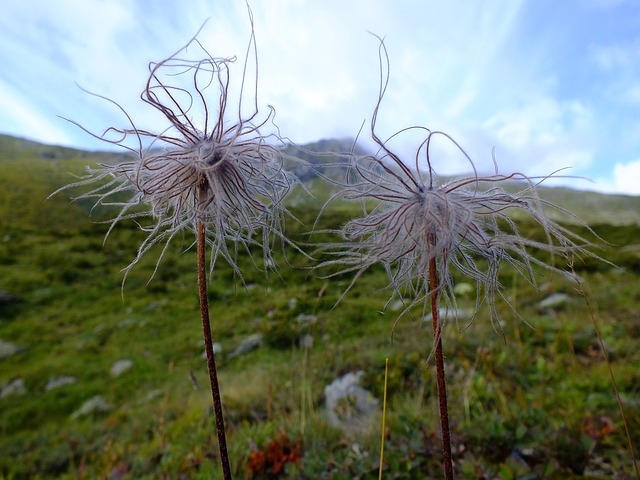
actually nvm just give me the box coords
[324,38,598,329]
[53,23,297,282]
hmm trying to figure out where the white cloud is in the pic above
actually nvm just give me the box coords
[590,40,640,111]
[592,40,640,71]
[625,83,640,105]
[0,0,637,195]
[480,97,596,179]
[594,159,640,195]
[0,83,76,146]
[612,160,640,195]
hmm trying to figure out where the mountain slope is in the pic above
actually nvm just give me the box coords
[1,133,639,478]
[2,133,639,227]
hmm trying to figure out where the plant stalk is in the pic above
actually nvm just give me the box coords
[197,219,232,479]
[429,256,454,480]
[378,357,389,479]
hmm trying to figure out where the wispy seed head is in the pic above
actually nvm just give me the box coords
[323,37,601,330]
[52,22,297,283]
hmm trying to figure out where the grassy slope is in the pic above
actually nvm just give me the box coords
[0,134,639,479]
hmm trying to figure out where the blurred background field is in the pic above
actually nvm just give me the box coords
[1,134,639,479]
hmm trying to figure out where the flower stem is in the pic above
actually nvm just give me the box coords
[429,256,454,480]
[378,357,389,480]
[197,219,232,479]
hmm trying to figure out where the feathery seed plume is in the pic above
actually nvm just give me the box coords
[52,21,297,283]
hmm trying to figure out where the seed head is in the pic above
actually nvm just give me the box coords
[323,38,600,330]
[52,22,297,283]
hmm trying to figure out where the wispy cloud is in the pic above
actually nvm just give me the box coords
[613,160,640,194]
[0,0,639,194]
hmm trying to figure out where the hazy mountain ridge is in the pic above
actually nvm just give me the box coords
[0,133,131,164]
[2,133,639,226]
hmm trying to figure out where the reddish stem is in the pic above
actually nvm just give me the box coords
[429,256,454,480]
[197,219,232,479]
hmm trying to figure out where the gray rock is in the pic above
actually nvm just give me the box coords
[296,313,318,325]
[229,334,263,359]
[201,342,223,359]
[324,371,378,431]
[538,293,571,310]
[299,334,314,349]
[423,308,474,323]
[45,375,77,392]
[118,318,136,328]
[110,359,133,377]
[142,389,163,403]
[1,378,27,398]
[389,299,405,312]
[93,323,107,333]
[0,339,21,359]
[145,300,167,311]
[71,395,111,419]
[453,282,474,296]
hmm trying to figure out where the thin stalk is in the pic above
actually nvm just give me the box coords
[197,218,232,479]
[429,256,454,480]
[378,357,389,480]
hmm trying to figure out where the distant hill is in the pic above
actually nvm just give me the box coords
[530,184,640,226]
[281,137,369,182]
[0,133,130,164]
[1,133,639,226]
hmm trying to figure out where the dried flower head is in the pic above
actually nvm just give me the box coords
[53,21,297,282]
[323,39,599,330]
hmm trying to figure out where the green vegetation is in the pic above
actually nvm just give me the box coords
[1,134,639,479]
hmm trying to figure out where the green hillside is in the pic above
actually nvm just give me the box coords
[0,134,639,479]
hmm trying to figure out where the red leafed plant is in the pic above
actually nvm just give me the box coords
[583,415,615,445]
[246,433,301,479]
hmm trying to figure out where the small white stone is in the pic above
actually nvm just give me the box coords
[299,334,314,349]
[118,318,136,328]
[296,313,318,324]
[71,395,111,419]
[110,359,133,377]
[389,300,405,312]
[423,308,474,323]
[0,339,20,359]
[454,282,474,296]
[288,297,298,310]
[142,389,163,402]
[201,342,223,359]
[45,376,77,392]
[324,371,378,430]
[229,334,263,359]
[538,293,571,310]
[1,378,27,398]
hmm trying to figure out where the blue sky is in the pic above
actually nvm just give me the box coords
[1,0,639,194]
